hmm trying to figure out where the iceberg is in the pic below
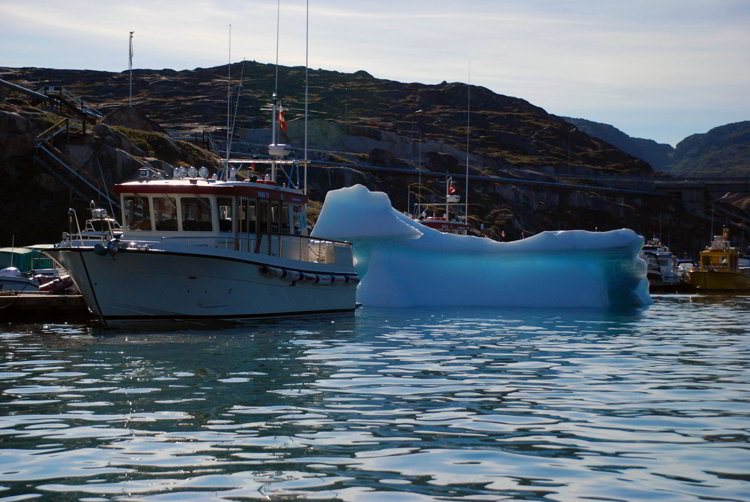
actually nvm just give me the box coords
[312,185,651,309]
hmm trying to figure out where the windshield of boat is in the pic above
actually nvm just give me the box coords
[181,197,212,231]
[153,196,178,231]
[123,196,151,231]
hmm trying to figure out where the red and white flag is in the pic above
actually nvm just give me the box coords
[278,104,288,132]
[448,180,456,195]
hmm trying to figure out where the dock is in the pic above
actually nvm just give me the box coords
[0,293,92,323]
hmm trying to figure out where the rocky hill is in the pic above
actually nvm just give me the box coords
[0,63,744,257]
[562,117,674,171]
[2,63,650,175]
[670,121,750,177]
[562,117,750,178]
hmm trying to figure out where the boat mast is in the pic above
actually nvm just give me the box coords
[465,61,470,226]
[226,24,232,180]
[271,0,281,182]
[304,0,309,195]
[228,60,246,165]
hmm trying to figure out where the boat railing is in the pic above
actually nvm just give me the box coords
[62,208,122,247]
[158,233,352,266]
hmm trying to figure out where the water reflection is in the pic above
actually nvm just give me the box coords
[1,299,749,501]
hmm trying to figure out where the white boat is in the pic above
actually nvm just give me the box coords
[0,267,39,293]
[45,163,358,326]
[46,15,359,325]
[639,237,680,290]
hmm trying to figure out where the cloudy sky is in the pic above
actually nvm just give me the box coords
[2,0,748,145]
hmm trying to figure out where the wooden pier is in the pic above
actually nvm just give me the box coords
[0,293,92,323]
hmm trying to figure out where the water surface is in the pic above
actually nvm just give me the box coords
[1,295,749,501]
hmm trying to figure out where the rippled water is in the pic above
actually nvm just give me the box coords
[1,295,749,501]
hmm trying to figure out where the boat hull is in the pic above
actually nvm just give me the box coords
[0,277,39,293]
[689,270,750,291]
[46,247,356,325]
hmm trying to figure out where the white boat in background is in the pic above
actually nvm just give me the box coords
[0,267,39,293]
[639,237,680,291]
[45,161,358,325]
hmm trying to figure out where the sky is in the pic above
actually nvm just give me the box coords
[1,0,749,146]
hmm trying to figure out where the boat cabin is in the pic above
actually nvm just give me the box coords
[108,175,335,264]
[698,232,740,273]
[115,178,307,238]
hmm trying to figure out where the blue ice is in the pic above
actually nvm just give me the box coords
[313,185,651,309]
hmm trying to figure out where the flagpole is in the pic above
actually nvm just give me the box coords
[128,31,134,107]
[446,176,450,221]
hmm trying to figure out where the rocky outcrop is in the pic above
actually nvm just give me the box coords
[670,121,750,177]
[0,100,221,246]
[1,63,652,176]
[0,108,40,160]
[102,105,166,133]
[562,116,674,171]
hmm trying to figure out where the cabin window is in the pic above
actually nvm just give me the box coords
[123,196,151,231]
[292,205,302,234]
[301,206,308,234]
[239,198,256,234]
[258,200,269,234]
[280,204,291,234]
[181,197,212,231]
[153,196,179,231]
[218,197,233,232]
[270,202,281,234]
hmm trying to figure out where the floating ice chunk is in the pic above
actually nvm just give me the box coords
[313,185,651,309]
[314,184,422,241]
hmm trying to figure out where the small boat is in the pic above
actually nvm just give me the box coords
[639,237,680,291]
[688,227,750,291]
[0,267,39,293]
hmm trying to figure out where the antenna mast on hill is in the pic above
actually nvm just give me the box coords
[128,31,134,107]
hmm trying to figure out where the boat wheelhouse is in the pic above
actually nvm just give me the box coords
[46,165,358,325]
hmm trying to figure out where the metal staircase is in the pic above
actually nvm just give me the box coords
[33,118,119,210]
[37,85,104,121]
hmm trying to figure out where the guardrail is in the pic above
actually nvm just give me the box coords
[157,233,351,265]
[61,229,352,267]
